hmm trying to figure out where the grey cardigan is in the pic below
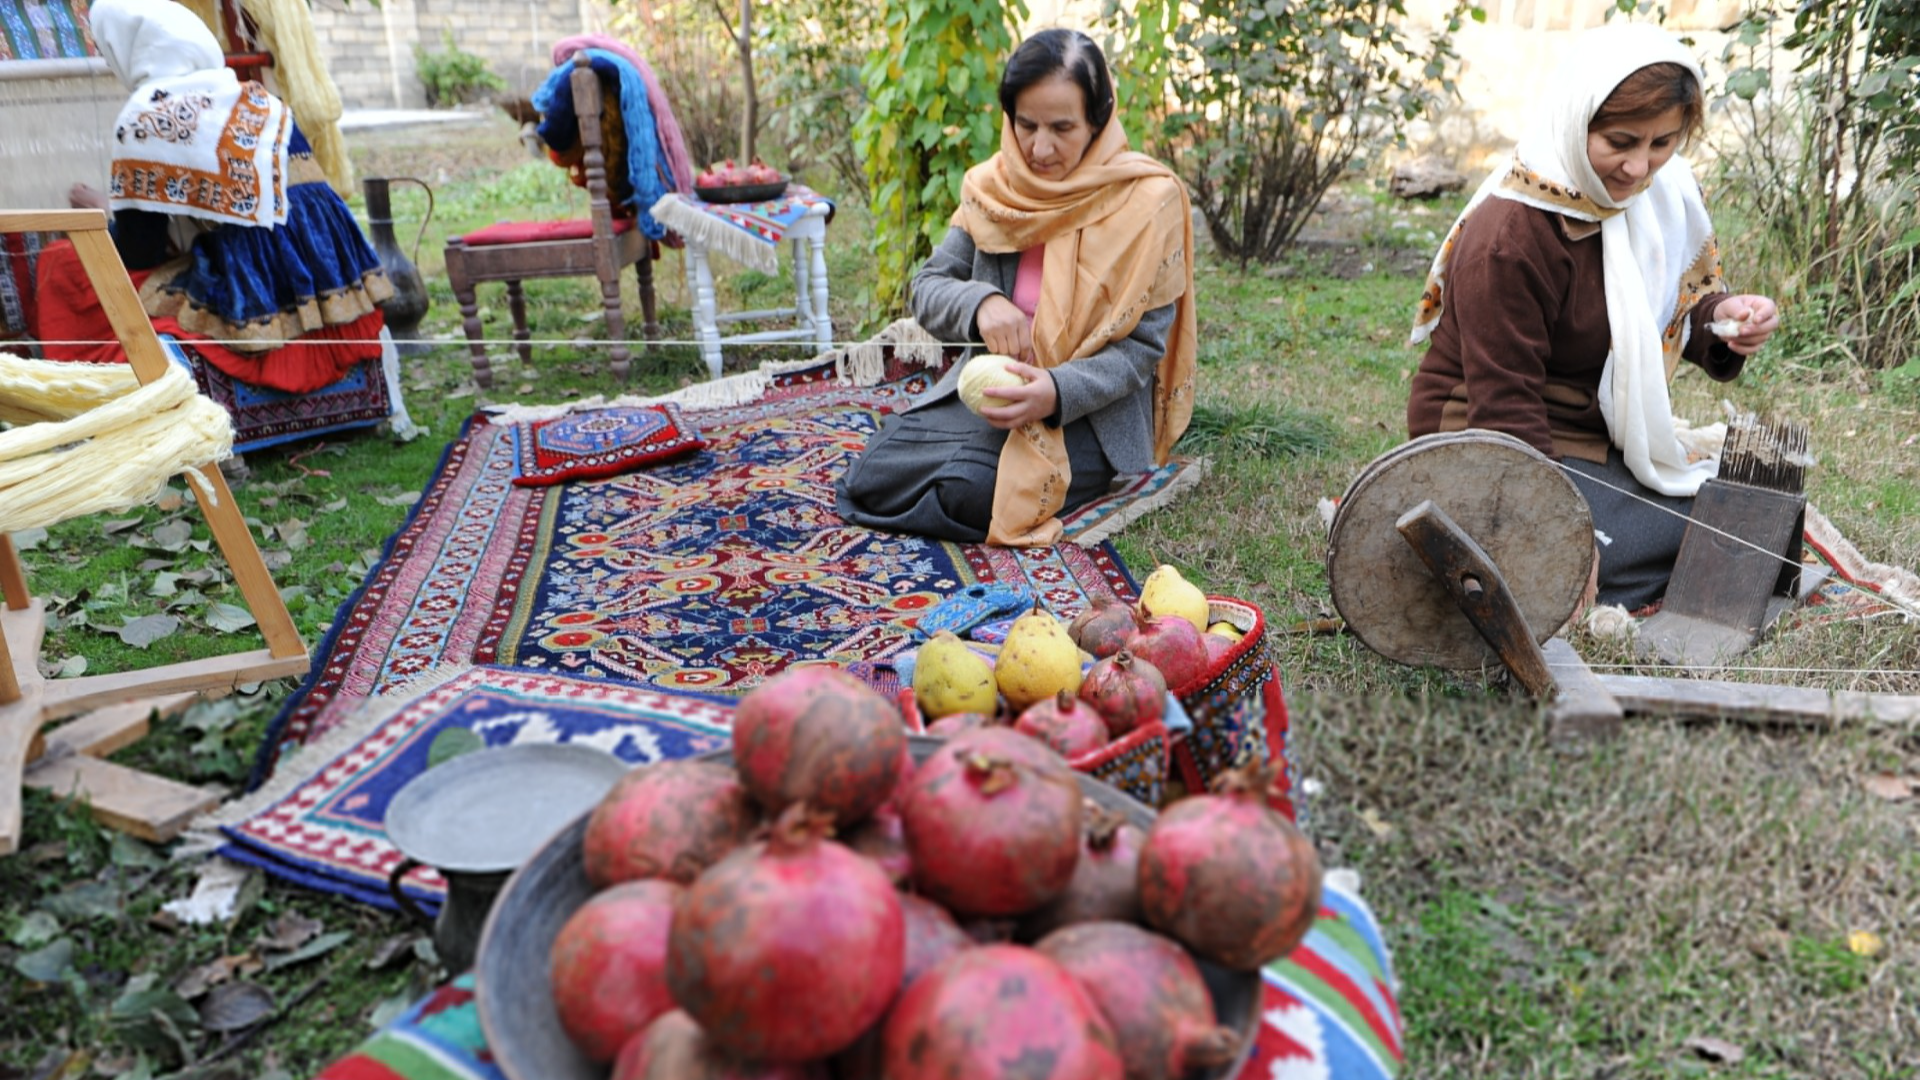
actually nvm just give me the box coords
[908,225,1175,476]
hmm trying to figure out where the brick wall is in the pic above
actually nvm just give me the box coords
[309,0,616,110]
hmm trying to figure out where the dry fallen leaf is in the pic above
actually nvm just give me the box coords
[1359,807,1395,839]
[1848,930,1885,958]
[1683,1035,1745,1064]
[1862,774,1916,802]
[255,911,324,953]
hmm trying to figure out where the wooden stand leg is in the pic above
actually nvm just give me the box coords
[447,247,494,389]
[0,535,28,612]
[506,279,532,367]
[636,244,660,347]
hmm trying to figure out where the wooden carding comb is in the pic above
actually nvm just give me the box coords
[1637,414,1812,667]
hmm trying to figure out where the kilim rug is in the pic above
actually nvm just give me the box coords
[209,665,733,911]
[250,357,1159,785]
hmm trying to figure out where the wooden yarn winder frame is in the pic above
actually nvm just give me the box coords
[1,209,309,856]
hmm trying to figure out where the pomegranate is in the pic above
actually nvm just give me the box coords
[842,800,911,887]
[924,710,994,738]
[1035,921,1241,1080]
[899,727,1084,917]
[731,667,907,826]
[1014,690,1110,758]
[1124,607,1209,690]
[612,1011,827,1080]
[881,945,1123,1080]
[1202,632,1238,665]
[667,804,905,1061]
[1019,805,1146,940]
[1138,766,1322,970]
[1077,650,1167,738]
[584,760,757,888]
[1068,598,1138,659]
[830,894,974,1080]
[549,880,681,1062]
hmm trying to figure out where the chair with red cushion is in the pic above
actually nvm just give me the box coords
[443,53,660,388]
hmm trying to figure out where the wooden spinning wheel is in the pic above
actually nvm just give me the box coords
[1,209,308,856]
[1327,430,1594,674]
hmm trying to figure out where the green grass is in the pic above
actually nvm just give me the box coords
[4,112,1919,1077]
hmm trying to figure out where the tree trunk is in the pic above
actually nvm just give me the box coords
[737,0,757,164]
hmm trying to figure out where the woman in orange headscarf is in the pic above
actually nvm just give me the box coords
[836,28,1196,547]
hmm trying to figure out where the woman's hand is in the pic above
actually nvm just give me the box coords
[1713,294,1780,356]
[68,183,108,211]
[977,361,1058,430]
[975,294,1033,364]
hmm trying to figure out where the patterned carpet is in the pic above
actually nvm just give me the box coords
[251,360,1140,784]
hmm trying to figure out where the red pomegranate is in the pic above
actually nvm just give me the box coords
[1068,598,1138,659]
[731,667,907,826]
[1035,921,1241,1080]
[898,727,1084,917]
[1078,650,1167,738]
[841,800,911,887]
[830,893,974,1080]
[881,945,1123,1080]
[1014,690,1110,758]
[1202,633,1238,665]
[549,879,681,1062]
[667,805,905,1061]
[583,760,757,888]
[1125,607,1209,690]
[1019,805,1146,940]
[1138,766,1322,970]
[924,710,994,738]
[611,1011,828,1080]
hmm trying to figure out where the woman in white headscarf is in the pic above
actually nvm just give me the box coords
[1406,23,1780,610]
[35,0,392,395]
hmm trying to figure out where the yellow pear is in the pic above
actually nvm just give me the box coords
[1206,621,1244,642]
[1140,564,1210,633]
[994,604,1083,712]
[914,631,999,719]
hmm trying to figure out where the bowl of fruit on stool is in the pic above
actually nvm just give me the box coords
[693,157,789,203]
[474,667,1323,1080]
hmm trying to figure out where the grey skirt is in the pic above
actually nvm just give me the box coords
[1561,448,1695,611]
[835,395,1116,543]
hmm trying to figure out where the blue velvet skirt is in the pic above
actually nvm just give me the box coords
[139,126,392,352]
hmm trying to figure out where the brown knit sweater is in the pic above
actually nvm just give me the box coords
[1406,198,1745,463]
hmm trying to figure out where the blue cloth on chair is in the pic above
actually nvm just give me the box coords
[534,50,671,241]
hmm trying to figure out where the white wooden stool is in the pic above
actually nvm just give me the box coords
[680,203,834,380]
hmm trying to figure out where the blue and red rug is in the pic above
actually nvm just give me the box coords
[252,358,1139,784]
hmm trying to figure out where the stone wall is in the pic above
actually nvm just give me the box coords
[310,0,617,110]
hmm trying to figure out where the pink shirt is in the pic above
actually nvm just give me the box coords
[1011,245,1045,321]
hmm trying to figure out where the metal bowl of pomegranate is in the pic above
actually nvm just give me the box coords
[475,734,1262,1080]
[692,176,789,204]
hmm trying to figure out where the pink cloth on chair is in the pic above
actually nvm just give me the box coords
[550,33,695,195]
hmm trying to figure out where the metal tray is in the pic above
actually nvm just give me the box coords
[692,177,789,204]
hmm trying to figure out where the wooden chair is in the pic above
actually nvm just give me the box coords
[443,53,660,388]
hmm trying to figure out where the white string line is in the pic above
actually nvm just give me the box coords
[1549,458,1920,623]
[25,336,988,350]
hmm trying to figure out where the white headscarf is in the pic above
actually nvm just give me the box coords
[1412,22,1723,496]
[90,0,225,91]
[91,0,290,229]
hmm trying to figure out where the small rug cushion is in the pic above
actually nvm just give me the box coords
[459,216,636,246]
[510,403,707,487]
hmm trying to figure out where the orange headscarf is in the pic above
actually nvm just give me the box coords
[955,112,1197,547]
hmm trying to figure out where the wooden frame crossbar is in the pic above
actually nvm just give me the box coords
[0,208,309,855]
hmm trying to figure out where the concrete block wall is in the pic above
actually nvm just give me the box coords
[311,0,616,110]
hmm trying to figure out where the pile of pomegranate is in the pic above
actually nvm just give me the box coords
[548,666,1322,1080]
[694,156,783,190]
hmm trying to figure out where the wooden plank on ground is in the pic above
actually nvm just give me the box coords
[1543,637,1624,746]
[24,755,221,843]
[37,648,308,722]
[1597,674,1920,730]
[0,684,46,856]
[30,693,199,764]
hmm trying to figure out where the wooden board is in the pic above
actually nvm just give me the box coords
[1328,430,1594,670]
[1595,674,1920,730]
[31,693,199,764]
[23,754,220,843]
[1542,636,1624,745]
